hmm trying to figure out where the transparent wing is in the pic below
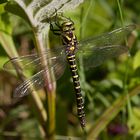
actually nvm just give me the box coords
[14,70,45,97]
[3,47,66,97]
[13,55,66,97]
[76,45,128,69]
[3,46,65,70]
[77,24,136,68]
[79,24,136,48]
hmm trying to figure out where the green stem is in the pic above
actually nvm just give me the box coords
[47,90,56,139]
[117,0,124,26]
[117,0,133,127]
[87,85,140,139]
[33,24,56,140]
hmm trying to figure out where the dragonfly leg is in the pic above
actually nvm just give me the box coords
[50,22,61,35]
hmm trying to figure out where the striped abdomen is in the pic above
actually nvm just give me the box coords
[67,54,86,128]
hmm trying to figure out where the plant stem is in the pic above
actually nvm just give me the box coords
[87,85,140,139]
[117,0,124,26]
[47,90,56,139]
[33,24,56,140]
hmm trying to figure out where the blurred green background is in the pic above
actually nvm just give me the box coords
[0,0,140,140]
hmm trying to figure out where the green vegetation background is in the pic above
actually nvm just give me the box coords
[0,0,140,140]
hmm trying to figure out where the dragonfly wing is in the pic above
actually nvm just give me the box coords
[3,54,39,70]
[79,24,136,49]
[76,25,135,69]
[14,70,45,97]
[14,56,66,97]
[3,46,65,71]
[76,45,128,69]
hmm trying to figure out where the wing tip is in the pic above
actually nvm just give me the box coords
[3,57,19,70]
[126,24,137,31]
[13,86,29,98]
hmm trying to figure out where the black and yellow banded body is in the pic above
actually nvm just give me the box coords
[61,20,85,128]
[67,54,85,128]
[50,19,86,127]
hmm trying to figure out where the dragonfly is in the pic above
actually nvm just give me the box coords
[3,15,136,128]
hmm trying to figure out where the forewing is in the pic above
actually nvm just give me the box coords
[3,47,65,71]
[76,25,135,69]
[79,24,136,49]
[3,54,39,70]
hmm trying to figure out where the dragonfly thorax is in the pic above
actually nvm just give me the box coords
[61,22,78,55]
[50,16,78,54]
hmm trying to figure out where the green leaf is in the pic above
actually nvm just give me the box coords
[0,4,12,34]
[87,85,140,139]
[133,50,140,70]
[0,12,12,34]
[0,0,7,4]
[6,0,84,32]
[16,119,42,140]
[4,2,30,25]
[128,107,140,135]
[0,5,18,57]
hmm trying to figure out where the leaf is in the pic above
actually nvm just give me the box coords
[16,119,42,140]
[0,0,7,4]
[4,2,30,25]
[5,0,84,32]
[87,85,140,139]
[133,50,140,70]
[0,5,18,57]
[127,107,140,135]
[0,4,12,34]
